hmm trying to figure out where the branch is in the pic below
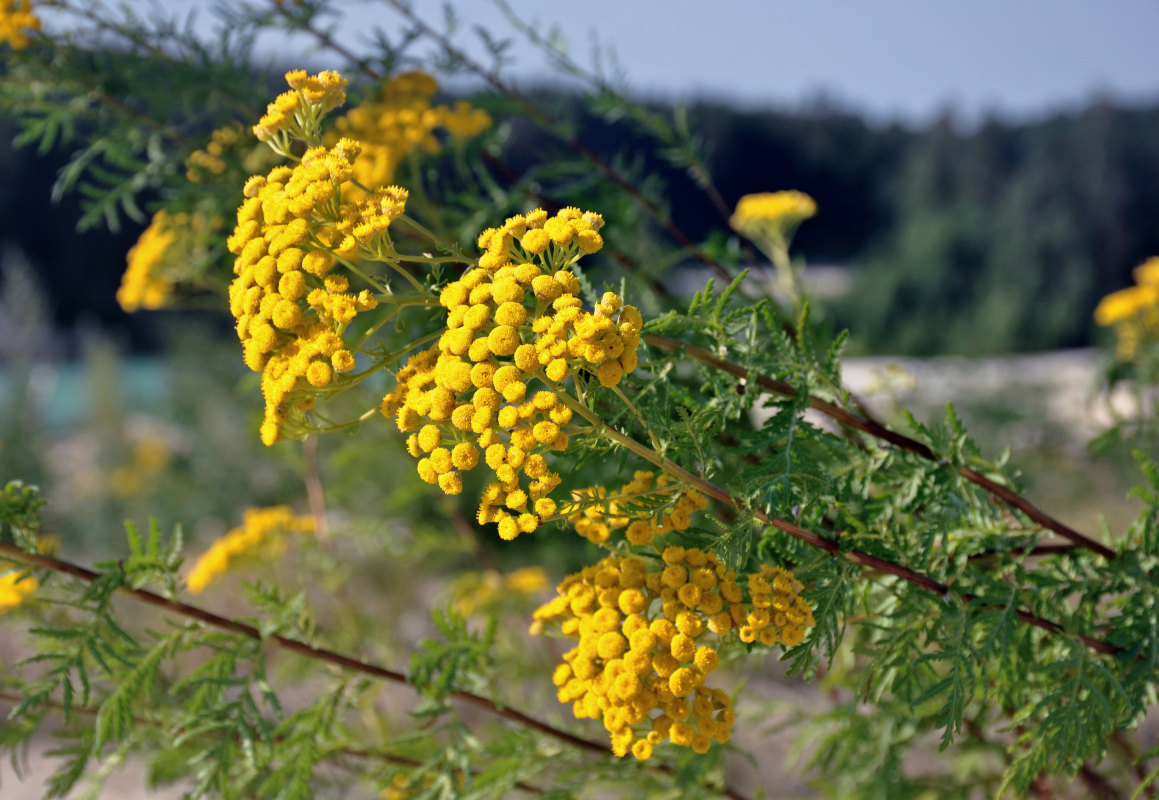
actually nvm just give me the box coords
[555,395,1121,658]
[643,333,1116,561]
[0,544,598,753]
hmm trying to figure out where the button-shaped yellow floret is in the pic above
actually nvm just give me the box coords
[331,349,356,373]
[306,361,332,387]
[451,442,478,471]
[693,646,719,674]
[668,667,697,698]
[596,631,627,660]
[487,325,520,356]
[521,228,550,254]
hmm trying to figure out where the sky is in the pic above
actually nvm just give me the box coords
[322,0,1159,125]
[50,0,1159,124]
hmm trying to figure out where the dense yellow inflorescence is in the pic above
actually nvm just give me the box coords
[730,190,817,246]
[0,0,40,49]
[568,470,708,546]
[0,568,37,614]
[731,190,817,229]
[227,125,409,444]
[186,124,244,182]
[119,210,220,313]
[186,506,315,594]
[1094,256,1159,361]
[380,207,642,540]
[118,211,179,312]
[253,69,348,145]
[331,70,491,191]
[531,547,814,759]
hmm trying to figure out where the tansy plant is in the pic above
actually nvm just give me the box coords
[2,4,1159,799]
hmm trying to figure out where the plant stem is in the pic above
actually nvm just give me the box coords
[547,392,1120,657]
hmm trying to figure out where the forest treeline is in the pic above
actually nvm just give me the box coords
[3,87,1158,356]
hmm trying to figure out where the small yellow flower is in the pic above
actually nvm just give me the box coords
[730,190,817,242]
[0,0,40,49]
[186,506,314,594]
[0,569,37,614]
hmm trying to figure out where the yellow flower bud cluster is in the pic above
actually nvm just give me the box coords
[0,568,37,614]
[568,471,708,546]
[253,69,348,142]
[737,565,815,647]
[185,124,244,182]
[227,140,401,445]
[119,210,219,313]
[0,0,40,50]
[186,506,314,595]
[332,70,492,191]
[118,210,178,312]
[380,208,642,540]
[1094,256,1159,361]
[730,190,817,253]
[531,548,745,759]
[532,548,815,759]
[730,190,817,231]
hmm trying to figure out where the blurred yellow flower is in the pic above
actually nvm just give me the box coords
[0,0,40,50]
[186,506,314,594]
[1094,256,1159,361]
[730,190,817,242]
[0,568,37,614]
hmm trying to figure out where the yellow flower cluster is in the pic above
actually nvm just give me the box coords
[730,190,817,242]
[380,208,643,540]
[532,548,814,759]
[1094,256,1159,361]
[227,136,407,445]
[119,210,220,313]
[569,471,708,546]
[186,124,244,182]
[118,210,178,312]
[737,564,815,647]
[253,69,348,143]
[450,565,549,616]
[0,0,39,49]
[186,506,314,594]
[332,70,492,191]
[0,568,37,614]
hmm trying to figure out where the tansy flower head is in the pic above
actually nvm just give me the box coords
[227,135,395,445]
[331,70,491,193]
[0,568,37,614]
[186,506,314,594]
[382,207,641,542]
[0,0,40,49]
[254,69,348,143]
[730,190,817,245]
[566,471,708,546]
[119,210,218,312]
[533,552,814,759]
[1093,256,1159,361]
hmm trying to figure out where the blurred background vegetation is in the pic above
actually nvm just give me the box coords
[4,93,1159,357]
